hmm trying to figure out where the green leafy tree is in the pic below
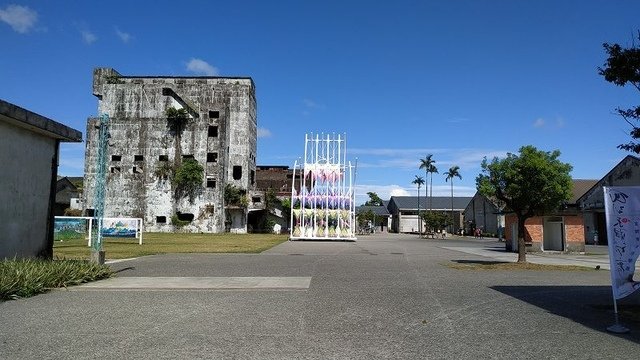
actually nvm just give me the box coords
[364,192,384,206]
[421,211,452,236]
[444,166,461,233]
[412,175,425,235]
[173,158,204,203]
[258,188,282,232]
[264,188,281,211]
[599,32,640,153]
[419,154,438,212]
[476,145,573,262]
[224,184,245,207]
[281,197,292,229]
[357,209,376,232]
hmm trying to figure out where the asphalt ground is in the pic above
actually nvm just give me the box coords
[2,233,640,359]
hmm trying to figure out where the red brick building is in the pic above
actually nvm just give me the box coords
[504,179,596,253]
[255,165,300,197]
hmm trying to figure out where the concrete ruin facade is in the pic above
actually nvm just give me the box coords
[84,68,257,233]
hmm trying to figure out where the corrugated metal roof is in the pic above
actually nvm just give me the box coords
[390,196,473,211]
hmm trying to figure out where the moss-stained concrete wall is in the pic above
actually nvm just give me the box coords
[84,68,257,233]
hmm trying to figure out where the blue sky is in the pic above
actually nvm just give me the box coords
[1,1,639,205]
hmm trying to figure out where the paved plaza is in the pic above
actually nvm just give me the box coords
[2,233,640,359]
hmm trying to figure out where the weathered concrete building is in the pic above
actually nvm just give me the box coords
[84,68,257,233]
[0,99,82,259]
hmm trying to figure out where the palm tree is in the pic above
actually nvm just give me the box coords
[412,175,425,236]
[419,155,436,213]
[444,166,462,234]
[427,163,438,211]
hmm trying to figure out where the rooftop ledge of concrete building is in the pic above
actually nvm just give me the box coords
[0,98,82,142]
[93,67,254,82]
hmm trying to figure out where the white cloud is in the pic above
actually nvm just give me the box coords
[353,147,509,171]
[257,127,272,138]
[354,184,410,204]
[533,118,545,128]
[429,184,477,197]
[81,30,97,44]
[186,58,218,76]
[0,4,37,33]
[115,27,131,43]
[390,188,411,197]
[303,98,324,109]
[354,182,477,205]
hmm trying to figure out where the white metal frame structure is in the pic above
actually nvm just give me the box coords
[290,133,356,241]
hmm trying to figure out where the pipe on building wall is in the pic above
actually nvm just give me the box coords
[42,139,60,259]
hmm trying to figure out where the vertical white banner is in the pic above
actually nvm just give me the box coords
[604,186,640,299]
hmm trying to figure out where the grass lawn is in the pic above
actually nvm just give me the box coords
[54,233,289,260]
[1,259,112,301]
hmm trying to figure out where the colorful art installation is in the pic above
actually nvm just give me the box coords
[290,133,357,240]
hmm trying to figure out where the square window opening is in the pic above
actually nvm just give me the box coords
[182,154,195,160]
[206,178,216,188]
[252,196,261,203]
[110,166,121,173]
[209,110,219,119]
[208,125,218,137]
[134,155,144,161]
[233,166,242,180]
[156,216,167,223]
[111,155,122,161]
[159,155,169,161]
[207,152,218,163]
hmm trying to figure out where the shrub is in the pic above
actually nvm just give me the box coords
[0,258,112,301]
[64,208,82,216]
[224,184,247,207]
[154,161,175,180]
[174,159,204,202]
[171,214,191,228]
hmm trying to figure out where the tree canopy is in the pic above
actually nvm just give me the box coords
[599,32,640,153]
[357,209,376,231]
[421,211,451,236]
[364,192,384,206]
[476,145,573,262]
[412,175,425,188]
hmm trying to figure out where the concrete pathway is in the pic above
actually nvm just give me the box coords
[441,244,614,269]
[73,276,312,290]
[2,233,640,359]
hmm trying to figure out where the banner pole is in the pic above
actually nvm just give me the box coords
[607,296,629,333]
[604,186,630,333]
